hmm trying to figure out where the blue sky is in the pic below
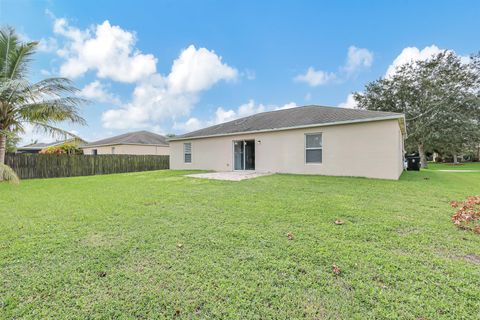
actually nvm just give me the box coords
[2,0,479,144]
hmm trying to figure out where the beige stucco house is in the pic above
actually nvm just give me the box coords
[81,131,169,155]
[169,105,406,180]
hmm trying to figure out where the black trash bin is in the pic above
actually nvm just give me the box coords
[405,155,421,171]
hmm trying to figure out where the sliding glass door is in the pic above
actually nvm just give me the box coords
[233,140,255,170]
[244,140,255,170]
[234,140,245,170]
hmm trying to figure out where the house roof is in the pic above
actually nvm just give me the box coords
[170,105,405,140]
[20,142,51,149]
[18,138,87,150]
[82,131,169,148]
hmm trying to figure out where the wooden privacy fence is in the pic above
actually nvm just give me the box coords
[5,154,169,179]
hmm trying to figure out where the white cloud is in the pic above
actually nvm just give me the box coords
[212,108,238,124]
[337,94,357,109]
[167,45,238,94]
[275,102,299,110]
[102,46,238,129]
[17,31,58,53]
[102,77,198,129]
[175,100,266,131]
[173,117,204,132]
[210,100,267,124]
[294,67,335,87]
[237,99,266,116]
[174,100,299,133]
[213,100,298,123]
[54,19,157,82]
[244,69,256,80]
[40,69,51,76]
[294,46,373,86]
[385,45,443,77]
[37,37,58,53]
[79,80,120,104]
[343,46,373,74]
[49,15,238,130]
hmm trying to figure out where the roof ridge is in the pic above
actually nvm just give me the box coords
[172,105,404,140]
[177,105,402,138]
[83,130,168,147]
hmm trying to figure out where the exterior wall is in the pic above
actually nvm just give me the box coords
[170,119,404,180]
[82,144,170,156]
[397,124,406,177]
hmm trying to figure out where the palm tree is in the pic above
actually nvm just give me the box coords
[0,27,86,181]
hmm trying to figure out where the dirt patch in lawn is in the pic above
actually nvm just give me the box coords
[464,254,480,264]
[81,233,124,248]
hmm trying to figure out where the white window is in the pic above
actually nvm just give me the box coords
[305,133,322,164]
[111,147,115,154]
[184,143,192,163]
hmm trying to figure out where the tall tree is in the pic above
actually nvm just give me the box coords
[0,27,86,179]
[354,51,480,168]
[427,52,480,163]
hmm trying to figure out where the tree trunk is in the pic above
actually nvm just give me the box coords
[0,134,6,164]
[418,143,428,168]
[453,154,458,164]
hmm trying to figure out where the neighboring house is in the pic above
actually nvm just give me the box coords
[81,131,170,155]
[16,138,87,154]
[169,105,406,180]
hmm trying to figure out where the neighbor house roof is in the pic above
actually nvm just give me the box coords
[17,138,87,151]
[82,131,169,148]
[19,142,52,150]
[170,105,405,140]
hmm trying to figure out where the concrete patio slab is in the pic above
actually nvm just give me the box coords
[185,171,273,181]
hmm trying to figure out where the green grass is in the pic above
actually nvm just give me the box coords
[1,170,480,319]
[427,161,480,170]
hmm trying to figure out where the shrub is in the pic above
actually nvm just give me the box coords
[39,143,83,155]
[0,163,19,184]
[40,146,66,154]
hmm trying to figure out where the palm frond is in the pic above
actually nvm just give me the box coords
[0,27,19,78]
[28,121,83,140]
[0,78,29,92]
[6,41,37,80]
[0,78,30,104]
[0,27,38,80]
[18,97,87,125]
[0,26,88,150]
[27,78,81,97]
[0,163,19,184]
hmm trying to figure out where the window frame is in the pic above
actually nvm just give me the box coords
[305,133,323,164]
[184,142,192,163]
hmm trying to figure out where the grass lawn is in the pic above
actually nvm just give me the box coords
[1,170,480,319]
[426,161,480,171]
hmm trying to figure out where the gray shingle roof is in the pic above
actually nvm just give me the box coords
[20,142,51,149]
[172,105,403,140]
[83,131,168,148]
